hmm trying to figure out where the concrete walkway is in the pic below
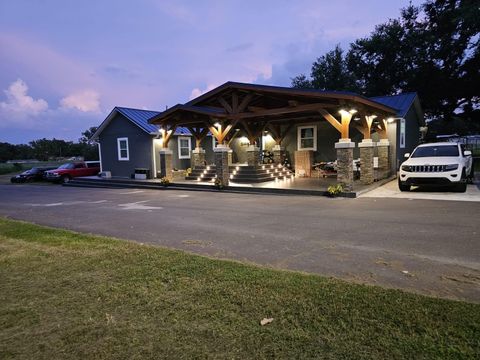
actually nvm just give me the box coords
[360,178,480,202]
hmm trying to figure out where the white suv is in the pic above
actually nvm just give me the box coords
[398,142,474,192]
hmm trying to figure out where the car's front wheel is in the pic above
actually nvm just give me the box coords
[61,175,72,184]
[398,179,410,192]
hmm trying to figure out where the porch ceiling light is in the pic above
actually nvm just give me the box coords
[349,109,357,114]
[214,122,221,128]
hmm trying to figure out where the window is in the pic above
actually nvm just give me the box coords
[297,125,317,151]
[117,137,129,161]
[178,136,191,159]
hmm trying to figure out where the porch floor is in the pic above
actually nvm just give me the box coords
[174,176,370,192]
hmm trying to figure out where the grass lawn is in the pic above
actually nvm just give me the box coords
[0,218,479,359]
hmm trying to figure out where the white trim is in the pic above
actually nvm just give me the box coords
[152,138,157,178]
[212,135,218,149]
[117,137,129,161]
[97,142,103,172]
[178,136,191,159]
[297,125,317,151]
[400,118,406,149]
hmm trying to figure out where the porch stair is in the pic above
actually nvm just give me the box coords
[229,164,294,183]
[185,165,217,182]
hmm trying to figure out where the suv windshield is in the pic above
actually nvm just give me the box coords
[411,145,459,158]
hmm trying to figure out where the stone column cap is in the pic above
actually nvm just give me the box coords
[246,145,260,151]
[358,139,375,148]
[159,149,173,154]
[335,141,355,149]
[377,139,390,147]
[272,145,284,151]
[213,145,231,152]
[192,147,205,154]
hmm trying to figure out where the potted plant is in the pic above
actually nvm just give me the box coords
[160,177,170,187]
[214,178,224,190]
[327,184,343,197]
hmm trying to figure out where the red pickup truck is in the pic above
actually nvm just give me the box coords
[44,161,100,183]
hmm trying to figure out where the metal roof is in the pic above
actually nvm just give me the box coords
[92,107,192,139]
[116,107,161,133]
[369,92,417,117]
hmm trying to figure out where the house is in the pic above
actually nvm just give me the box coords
[93,82,424,190]
[91,107,214,179]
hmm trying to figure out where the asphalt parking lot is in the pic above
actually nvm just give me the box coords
[1,182,479,303]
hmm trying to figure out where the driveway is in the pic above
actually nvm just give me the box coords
[361,177,480,202]
[0,183,479,303]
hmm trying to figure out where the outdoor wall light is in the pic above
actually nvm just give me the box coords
[387,117,404,123]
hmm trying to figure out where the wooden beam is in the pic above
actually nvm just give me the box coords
[237,93,253,113]
[218,96,233,114]
[232,92,239,113]
[318,109,342,133]
[376,119,388,139]
[240,102,333,119]
[206,119,238,144]
[267,123,294,145]
[240,121,266,145]
[161,125,177,148]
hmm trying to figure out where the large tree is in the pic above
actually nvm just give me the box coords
[292,0,480,123]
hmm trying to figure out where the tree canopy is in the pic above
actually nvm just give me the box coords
[292,0,479,127]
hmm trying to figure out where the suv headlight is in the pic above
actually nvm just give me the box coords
[401,165,412,172]
[444,164,458,171]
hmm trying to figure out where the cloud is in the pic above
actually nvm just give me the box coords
[60,90,101,112]
[0,79,48,116]
[225,42,254,53]
[189,84,219,100]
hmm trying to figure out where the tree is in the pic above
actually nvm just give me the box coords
[291,45,358,92]
[79,126,98,144]
[292,0,480,123]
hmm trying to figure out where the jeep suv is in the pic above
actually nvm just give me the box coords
[398,142,473,192]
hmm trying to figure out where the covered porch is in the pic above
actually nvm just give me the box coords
[149,82,398,192]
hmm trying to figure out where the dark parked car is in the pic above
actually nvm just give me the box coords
[10,167,56,183]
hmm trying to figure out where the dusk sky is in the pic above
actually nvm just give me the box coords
[0,0,421,144]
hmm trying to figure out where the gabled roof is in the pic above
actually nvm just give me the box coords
[116,107,161,133]
[184,81,397,114]
[91,107,191,140]
[369,92,417,117]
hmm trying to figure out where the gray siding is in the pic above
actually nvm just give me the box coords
[283,121,344,166]
[99,113,153,178]
[395,106,421,168]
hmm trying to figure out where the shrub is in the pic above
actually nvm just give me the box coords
[214,178,224,190]
[327,184,343,197]
[160,177,170,187]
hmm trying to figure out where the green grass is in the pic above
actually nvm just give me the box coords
[0,218,479,359]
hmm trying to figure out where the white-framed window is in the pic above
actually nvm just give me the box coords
[297,125,317,151]
[178,136,191,159]
[117,137,129,161]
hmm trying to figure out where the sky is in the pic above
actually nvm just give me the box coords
[0,0,421,144]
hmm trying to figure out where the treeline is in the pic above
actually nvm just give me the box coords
[292,0,479,129]
[0,127,99,162]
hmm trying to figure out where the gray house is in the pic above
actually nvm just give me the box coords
[93,83,424,189]
[91,107,214,179]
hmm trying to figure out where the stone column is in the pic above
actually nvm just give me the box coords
[358,139,375,185]
[335,140,355,191]
[272,144,284,164]
[191,147,205,168]
[246,145,261,167]
[377,139,390,179]
[159,148,173,180]
[214,145,230,186]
